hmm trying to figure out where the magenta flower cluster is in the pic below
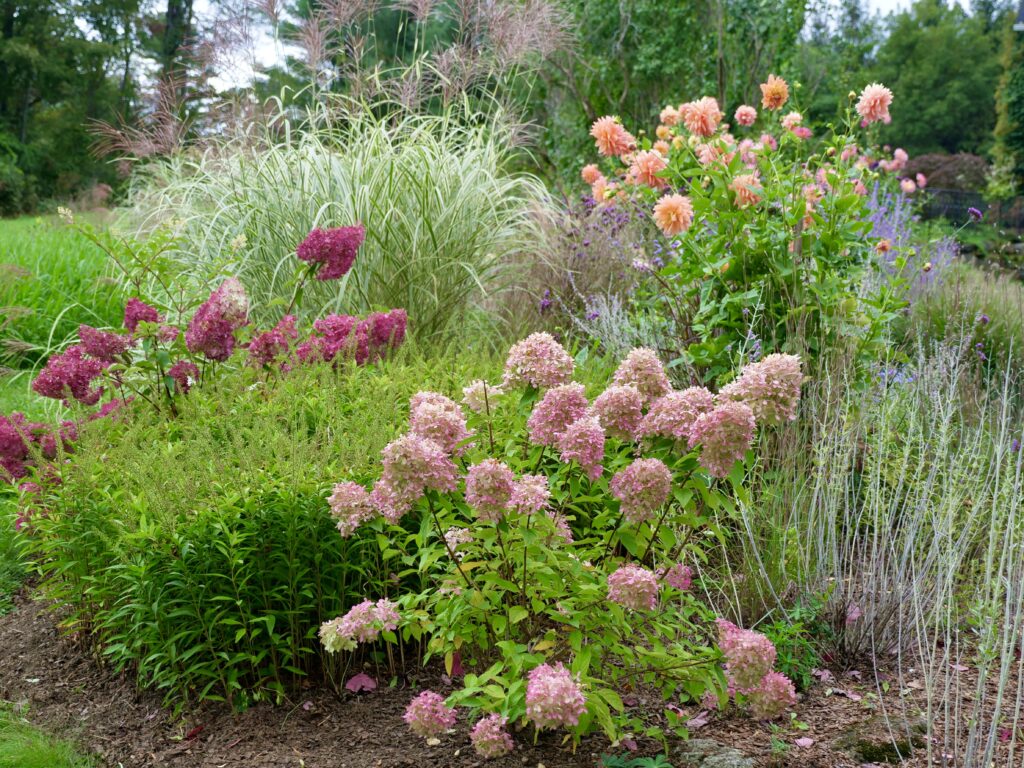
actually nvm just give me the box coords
[296,224,365,281]
[248,315,298,367]
[294,309,407,366]
[607,563,660,610]
[609,458,672,524]
[403,690,458,738]
[186,277,250,362]
[525,662,587,730]
[79,325,135,362]
[715,618,796,719]
[502,332,574,389]
[319,598,399,654]
[123,297,160,332]
[0,412,76,480]
[32,345,107,406]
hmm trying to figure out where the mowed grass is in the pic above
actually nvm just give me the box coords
[0,216,123,369]
[0,702,93,768]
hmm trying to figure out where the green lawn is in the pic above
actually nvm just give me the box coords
[0,702,93,768]
[0,216,123,370]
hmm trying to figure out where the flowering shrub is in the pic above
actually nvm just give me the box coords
[318,334,804,748]
[578,78,914,378]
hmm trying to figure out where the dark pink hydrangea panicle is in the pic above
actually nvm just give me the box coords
[364,308,407,351]
[249,315,299,367]
[123,298,160,332]
[185,278,250,362]
[168,361,199,394]
[78,325,135,362]
[296,225,365,281]
[89,398,134,421]
[32,345,106,406]
[0,413,77,481]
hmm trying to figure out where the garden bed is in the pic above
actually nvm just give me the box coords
[0,589,962,768]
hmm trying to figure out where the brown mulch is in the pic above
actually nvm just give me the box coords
[0,590,946,768]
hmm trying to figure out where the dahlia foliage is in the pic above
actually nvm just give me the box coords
[320,335,805,750]
[580,78,919,374]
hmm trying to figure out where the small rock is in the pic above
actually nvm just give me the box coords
[425,737,440,747]
[676,738,754,768]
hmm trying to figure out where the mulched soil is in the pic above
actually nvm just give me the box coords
[0,589,954,768]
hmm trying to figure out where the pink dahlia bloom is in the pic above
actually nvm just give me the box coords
[607,563,660,610]
[734,105,757,127]
[900,178,916,194]
[168,360,199,394]
[123,298,160,332]
[683,97,724,137]
[590,116,635,157]
[629,150,667,189]
[320,597,400,653]
[465,458,516,522]
[525,663,586,730]
[688,401,756,478]
[840,144,859,163]
[610,458,672,524]
[730,173,762,207]
[663,563,693,591]
[716,618,777,694]
[510,474,550,515]
[296,224,365,280]
[527,383,588,446]
[591,384,644,440]
[329,481,376,537]
[470,714,514,758]
[502,332,574,390]
[370,434,459,522]
[581,164,602,185]
[557,416,605,481]
[916,172,927,188]
[639,387,715,442]
[612,348,671,404]
[659,105,680,126]
[748,671,797,720]
[248,315,298,367]
[856,83,893,125]
[32,345,106,406]
[719,353,803,425]
[653,194,694,237]
[78,325,135,362]
[403,690,457,738]
[409,391,472,455]
[780,111,802,131]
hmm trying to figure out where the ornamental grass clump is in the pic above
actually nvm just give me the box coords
[317,334,804,748]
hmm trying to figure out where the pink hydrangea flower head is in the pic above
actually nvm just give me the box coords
[591,384,644,440]
[610,458,672,524]
[329,481,376,537]
[688,401,756,478]
[581,164,602,185]
[525,663,586,730]
[462,380,503,414]
[734,105,757,127]
[607,563,660,611]
[78,325,135,363]
[510,473,550,515]
[663,563,693,591]
[168,360,199,394]
[465,459,516,522]
[549,511,574,544]
[371,434,459,522]
[249,315,298,367]
[716,618,777,694]
[502,332,574,390]
[527,383,588,446]
[185,278,248,362]
[718,353,803,425]
[856,83,893,125]
[748,671,797,720]
[629,150,667,189]
[32,345,105,405]
[640,387,715,442]
[470,714,514,758]
[557,416,605,480]
[296,225,365,280]
[409,391,473,455]
[590,116,636,157]
[443,526,473,556]
[683,97,724,137]
[653,194,694,237]
[760,74,789,111]
[404,690,458,738]
[612,348,671,404]
[123,298,160,332]
[730,173,762,207]
[320,597,400,653]
[209,277,249,328]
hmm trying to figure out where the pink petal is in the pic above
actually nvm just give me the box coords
[345,672,377,692]
[795,737,814,748]
[687,711,710,730]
